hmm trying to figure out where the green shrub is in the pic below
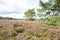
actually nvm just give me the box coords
[40,16,60,26]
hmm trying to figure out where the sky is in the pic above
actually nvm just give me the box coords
[0,0,40,19]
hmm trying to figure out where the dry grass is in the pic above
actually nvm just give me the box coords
[0,20,60,40]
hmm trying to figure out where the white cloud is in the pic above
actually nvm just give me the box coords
[0,13,24,19]
[16,0,28,9]
[0,0,39,19]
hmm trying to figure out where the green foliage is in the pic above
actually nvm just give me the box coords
[38,0,60,19]
[38,0,60,27]
[24,9,36,20]
[40,16,60,26]
[38,0,52,15]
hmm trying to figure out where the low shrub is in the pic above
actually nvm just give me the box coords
[14,27,25,33]
[0,25,3,28]
[0,28,17,40]
[40,16,60,26]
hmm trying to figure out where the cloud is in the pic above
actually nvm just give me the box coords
[0,13,24,19]
[0,0,39,19]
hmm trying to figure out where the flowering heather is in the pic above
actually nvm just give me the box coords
[0,20,60,40]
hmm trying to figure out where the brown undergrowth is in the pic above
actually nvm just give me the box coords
[0,20,60,40]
